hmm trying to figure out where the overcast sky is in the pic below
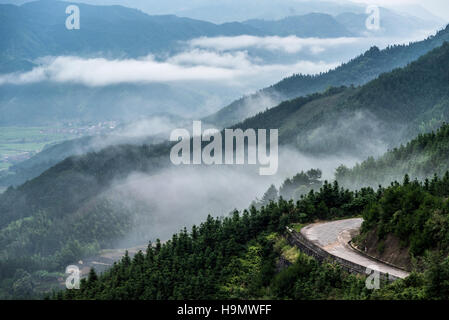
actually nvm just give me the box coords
[337,0,449,20]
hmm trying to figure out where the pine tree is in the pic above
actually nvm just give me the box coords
[261,184,278,206]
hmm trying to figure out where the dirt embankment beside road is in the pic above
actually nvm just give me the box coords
[355,229,411,271]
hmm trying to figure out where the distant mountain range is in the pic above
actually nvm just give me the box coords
[0,0,443,134]
[33,0,443,25]
[1,0,262,73]
[0,0,442,73]
[0,1,350,73]
[3,23,449,188]
[0,1,354,128]
[243,13,352,38]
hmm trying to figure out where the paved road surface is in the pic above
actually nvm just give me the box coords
[301,218,409,279]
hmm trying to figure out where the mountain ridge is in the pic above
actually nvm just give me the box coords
[0,0,357,73]
[204,25,449,128]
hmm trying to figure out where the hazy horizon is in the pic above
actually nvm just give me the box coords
[1,0,448,22]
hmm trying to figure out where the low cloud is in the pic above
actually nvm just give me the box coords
[188,35,360,54]
[101,146,364,246]
[0,55,234,86]
[86,115,189,151]
[0,51,337,87]
[296,110,395,159]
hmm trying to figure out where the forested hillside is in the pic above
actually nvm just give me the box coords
[0,142,170,298]
[0,136,93,188]
[352,173,449,296]
[233,42,449,157]
[55,179,377,300]
[56,172,449,300]
[0,129,167,188]
[336,124,449,189]
[3,40,449,289]
[205,25,449,127]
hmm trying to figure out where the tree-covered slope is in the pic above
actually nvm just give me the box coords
[55,179,377,300]
[204,25,449,128]
[0,142,169,273]
[0,128,168,188]
[361,175,449,300]
[56,172,449,300]
[336,124,449,189]
[0,136,94,188]
[0,142,170,227]
[232,41,449,158]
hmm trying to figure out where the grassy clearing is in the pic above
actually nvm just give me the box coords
[290,223,304,233]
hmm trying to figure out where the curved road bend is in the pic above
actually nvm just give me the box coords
[301,218,410,279]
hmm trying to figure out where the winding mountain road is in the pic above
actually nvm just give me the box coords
[301,218,410,279]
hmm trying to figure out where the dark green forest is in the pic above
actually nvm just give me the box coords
[54,172,449,300]
[0,143,169,298]
[54,178,375,299]
[48,122,449,300]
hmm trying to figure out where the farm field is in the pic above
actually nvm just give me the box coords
[0,122,117,172]
[0,126,79,172]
